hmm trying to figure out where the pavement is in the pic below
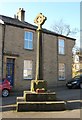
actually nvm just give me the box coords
[0,86,82,119]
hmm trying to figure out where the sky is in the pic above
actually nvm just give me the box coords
[0,1,80,47]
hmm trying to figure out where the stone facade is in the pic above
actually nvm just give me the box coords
[0,11,75,91]
[72,51,82,77]
[3,26,37,90]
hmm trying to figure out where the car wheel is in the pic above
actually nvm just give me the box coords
[2,89,9,97]
[80,83,82,89]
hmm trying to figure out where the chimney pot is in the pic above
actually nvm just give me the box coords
[17,8,25,21]
[14,14,17,19]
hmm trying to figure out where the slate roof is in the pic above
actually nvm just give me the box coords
[0,15,76,41]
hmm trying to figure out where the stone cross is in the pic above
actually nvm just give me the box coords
[34,13,47,80]
[34,13,47,30]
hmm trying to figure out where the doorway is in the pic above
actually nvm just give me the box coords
[6,58,15,86]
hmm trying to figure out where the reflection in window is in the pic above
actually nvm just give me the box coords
[23,60,32,80]
[24,31,33,49]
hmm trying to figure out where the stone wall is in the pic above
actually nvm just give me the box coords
[43,33,58,88]
[58,37,75,86]
[3,24,75,90]
[3,25,37,90]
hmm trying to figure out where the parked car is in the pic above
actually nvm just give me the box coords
[66,75,82,89]
[0,78,12,97]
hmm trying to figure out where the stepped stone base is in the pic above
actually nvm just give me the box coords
[23,91,56,101]
[17,97,25,102]
[17,101,66,112]
[16,90,66,112]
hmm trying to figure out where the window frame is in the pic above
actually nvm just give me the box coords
[24,31,33,50]
[58,39,65,55]
[23,60,33,80]
[58,63,65,80]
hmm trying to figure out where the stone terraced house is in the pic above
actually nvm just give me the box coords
[72,50,82,77]
[0,8,76,91]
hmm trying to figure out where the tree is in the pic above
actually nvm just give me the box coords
[51,19,79,37]
[72,45,80,55]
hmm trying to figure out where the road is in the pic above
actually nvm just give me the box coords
[0,87,82,119]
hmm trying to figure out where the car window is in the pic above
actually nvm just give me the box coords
[0,79,5,83]
[80,77,82,82]
[0,80,3,83]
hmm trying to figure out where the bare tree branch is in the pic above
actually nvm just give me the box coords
[51,19,79,37]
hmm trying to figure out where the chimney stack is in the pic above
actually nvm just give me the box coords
[17,8,25,21]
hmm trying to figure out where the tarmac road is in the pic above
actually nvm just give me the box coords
[0,86,82,119]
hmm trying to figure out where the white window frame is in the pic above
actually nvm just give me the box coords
[58,39,65,55]
[23,60,33,80]
[59,63,65,80]
[24,31,33,50]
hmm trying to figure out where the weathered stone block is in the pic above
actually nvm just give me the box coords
[31,80,47,92]
[23,91,56,101]
[16,97,25,102]
[17,101,66,112]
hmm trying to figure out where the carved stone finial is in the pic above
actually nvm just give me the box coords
[34,13,47,30]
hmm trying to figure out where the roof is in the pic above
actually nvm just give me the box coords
[0,15,76,41]
[0,15,37,30]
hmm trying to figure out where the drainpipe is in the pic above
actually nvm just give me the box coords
[2,23,6,79]
[56,36,59,87]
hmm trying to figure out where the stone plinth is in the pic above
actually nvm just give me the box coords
[16,90,66,112]
[23,91,56,101]
[31,80,47,92]
[17,101,66,112]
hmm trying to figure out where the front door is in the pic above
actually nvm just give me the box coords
[6,58,15,86]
